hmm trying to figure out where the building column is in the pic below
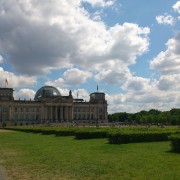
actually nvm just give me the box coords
[64,106,67,121]
[44,106,47,121]
[69,106,73,122]
[60,106,63,121]
[9,105,12,121]
[97,106,99,123]
[67,106,69,121]
[50,106,53,122]
[55,106,57,122]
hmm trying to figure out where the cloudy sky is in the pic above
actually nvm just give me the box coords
[0,0,180,113]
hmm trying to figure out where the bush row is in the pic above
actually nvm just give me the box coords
[75,129,108,139]
[4,126,180,144]
[108,130,180,144]
[5,126,111,139]
[5,126,78,136]
[168,134,180,153]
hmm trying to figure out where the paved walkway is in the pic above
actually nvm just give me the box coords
[0,130,9,179]
[0,166,6,180]
[0,129,14,133]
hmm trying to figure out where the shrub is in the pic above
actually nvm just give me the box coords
[108,130,180,144]
[5,126,78,136]
[169,134,180,153]
[75,129,108,139]
[55,128,77,136]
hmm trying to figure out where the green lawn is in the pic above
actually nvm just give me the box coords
[0,130,180,180]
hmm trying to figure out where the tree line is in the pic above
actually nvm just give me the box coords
[108,108,180,125]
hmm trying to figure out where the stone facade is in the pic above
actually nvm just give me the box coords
[0,86,108,126]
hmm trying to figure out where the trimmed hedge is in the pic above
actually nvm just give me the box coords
[55,129,76,136]
[169,134,180,153]
[4,126,78,136]
[4,126,180,143]
[75,129,108,139]
[108,130,180,144]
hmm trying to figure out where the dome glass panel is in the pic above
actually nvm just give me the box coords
[34,86,61,101]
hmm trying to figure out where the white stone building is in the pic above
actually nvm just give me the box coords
[0,86,108,126]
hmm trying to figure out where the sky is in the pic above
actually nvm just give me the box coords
[0,0,180,113]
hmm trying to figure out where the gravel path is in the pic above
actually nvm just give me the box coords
[0,166,6,180]
[0,130,9,179]
[0,129,14,133]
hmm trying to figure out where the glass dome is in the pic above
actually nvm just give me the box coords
[34,86,61,101]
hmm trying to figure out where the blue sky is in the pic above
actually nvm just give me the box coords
[0,0,180,113]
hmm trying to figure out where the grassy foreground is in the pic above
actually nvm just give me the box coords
[0,131,180,180]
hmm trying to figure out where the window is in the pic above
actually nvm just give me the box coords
[91,114,94,120]
[13,114,18,120]
[36,115,39,120]
[19,114,24,120]
[2,114,8,120]
[31,114,35,120]
[25,114,29,120]
[2,106,8,112]
[99,108,103,113]
[78,114,81,120]
[74,114,77,120]
[87,114,90,120]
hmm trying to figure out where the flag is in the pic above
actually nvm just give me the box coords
[5,79,8,87]
[5,79,8,85]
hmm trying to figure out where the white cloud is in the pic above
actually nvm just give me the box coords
[64,68,92,85]
[72,88,90,101]
[156,14,175,25]
[45,68,92,87]
[56,87,90,101]
[150,34,180,75]
[14,88,36,100]
[157,74,180,91]
[0,0,149,77]
[108,29,180,113]
[91,11,102,21]
[0,55,3,63]
[0,67,37,88]
[122,77,151,93]
[95,61,131,84]
[173,1,180,13]
[82,0,114,7]
[107,81,180,113]
[107,32,180,113]
[56,88,70,96]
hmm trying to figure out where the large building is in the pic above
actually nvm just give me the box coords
[0,86,108,126]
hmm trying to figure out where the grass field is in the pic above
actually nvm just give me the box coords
[0,130,180,180]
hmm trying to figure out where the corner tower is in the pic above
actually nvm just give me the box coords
[90,92,106,103]
[0,88,14,101]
